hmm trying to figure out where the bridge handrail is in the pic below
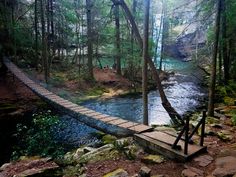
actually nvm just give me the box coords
[172,111,206,155]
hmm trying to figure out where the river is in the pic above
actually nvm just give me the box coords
[82,58,207,125]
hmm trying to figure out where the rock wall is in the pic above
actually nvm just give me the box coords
[164,24,206,61]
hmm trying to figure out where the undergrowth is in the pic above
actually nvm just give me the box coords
[12,111,66,160]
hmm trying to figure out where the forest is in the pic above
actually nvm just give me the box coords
[0,0,236,176]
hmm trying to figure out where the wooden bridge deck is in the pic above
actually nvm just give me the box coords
[3,59,153,135]
[134,131,207,162]
[3,59,207,161]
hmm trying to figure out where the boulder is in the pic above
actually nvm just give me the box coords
[124,145,138,160]
[0,157,59,177]
[103,168,128,177]
[139,166,151,177]
[102,134,117,144]
[114,137,133,149]
[141,155,165,164]
[212,156,236,177]
[181,166,204,177]
[217,130,233,142]
[79,144,119,163]
[194,155,214,167]
[62,165,85,177]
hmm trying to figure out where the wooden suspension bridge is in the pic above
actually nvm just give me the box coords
[3,58,207,162]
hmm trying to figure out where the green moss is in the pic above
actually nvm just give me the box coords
[103,168,128,177]
[86,86,108,97]
[217,130,233,142]
[102,135,117,144]
[206,117,220,124]
[231,113,236,126]
[62,165,85,177]
[141,155,165,164]
[224,96,235,106]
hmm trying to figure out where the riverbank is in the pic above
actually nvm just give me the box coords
[22,65,170,102]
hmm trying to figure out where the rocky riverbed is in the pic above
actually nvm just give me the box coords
[1,105,236,177]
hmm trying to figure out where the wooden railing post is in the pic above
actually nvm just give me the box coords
[200,110,206,146]
[184,116,189,155]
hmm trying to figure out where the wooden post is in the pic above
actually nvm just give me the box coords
[184,116,189,155]
[172,124,186,149]
[200,111,206,146]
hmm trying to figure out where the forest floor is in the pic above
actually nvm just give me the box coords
[1,71,236,176]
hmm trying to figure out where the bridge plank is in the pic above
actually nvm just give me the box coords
[128,124,153,133]
[109,119,128,126]
[101,117,119,123]
[118,121,139,128]
[92,114,110,120]
[73,107,91,113]
[82,110,99,115]
[85,112,103,117]
[79,109,96,114]
[61,103,78,109]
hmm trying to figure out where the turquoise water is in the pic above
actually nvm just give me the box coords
[83,58,206,125]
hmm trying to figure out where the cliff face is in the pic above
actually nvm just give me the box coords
[164,24,206,61]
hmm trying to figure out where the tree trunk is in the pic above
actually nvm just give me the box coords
[222,0,229,84]
[114,4,121,75]
[50,0,55,57]
[40,0,49,83]
[34,0,39,69]
[160,0,168,70]
[154,0,164,66]
[131,0,137,57]
[142,0,150,125]
[112,0,184,125]
[218,44,222,83]
[86,0,94,80]
[207,0,221,116]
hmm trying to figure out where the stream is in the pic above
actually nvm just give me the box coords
[83,58,207,125]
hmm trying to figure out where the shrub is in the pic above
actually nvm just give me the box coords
[12,111,66,160]
[231,110,236,126]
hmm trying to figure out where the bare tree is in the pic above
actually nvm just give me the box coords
[114,3,121,75]
[208,0,221,116]
[86,0,94,79]
[142,0,150,125]
[34,0,39,69]
[40,0,49,83]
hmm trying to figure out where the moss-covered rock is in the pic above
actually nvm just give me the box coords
[141,155,165,164]
[198,125,216,136]
[114,137,133,150]
[62,165,85,177]
[206,117,220,124]
[217,130,233,142]
[103,168,128,177]
[124,145,138,160]
[79,144,119,163]
[102,134,117,144]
